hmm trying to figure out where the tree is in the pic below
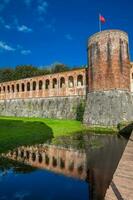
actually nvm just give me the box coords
[0,68,14,82]
[51,63,69,73]
[13,65,38,80]
[0,63,74,83]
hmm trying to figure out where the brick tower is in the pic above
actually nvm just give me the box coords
[88,30,130,92]
[84,30,133,126]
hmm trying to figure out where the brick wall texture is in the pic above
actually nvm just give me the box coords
[88,30,131,92]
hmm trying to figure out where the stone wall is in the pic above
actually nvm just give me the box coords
[0,96,86,119]
[83,90,133,126]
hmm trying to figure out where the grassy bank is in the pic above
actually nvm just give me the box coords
[0,116,117,153]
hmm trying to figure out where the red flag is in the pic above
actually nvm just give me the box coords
[100,15,106,23]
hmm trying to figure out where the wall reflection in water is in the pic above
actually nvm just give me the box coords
[2,144,87,180]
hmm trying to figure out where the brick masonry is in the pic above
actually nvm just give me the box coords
[0,68,87,100]
[88,30,131,92]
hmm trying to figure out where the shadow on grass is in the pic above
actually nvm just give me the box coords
[0,119,54,153]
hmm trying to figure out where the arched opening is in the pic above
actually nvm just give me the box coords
[16,84,19,92]
[21,83,25,92]
[60,158,65,169]
[7,85,10,93]
[77,75,83,86]
[68,76,74,88]
[45,154,49,165]
[21,151,24,158]
[15,150,18,157]
[77,165,83,174]
[60,77,65,88]
[39,80,43,90]
[45,79,50,90]
[33,81,36,91]
[27,82,30,91]
[26,151,30,159]
[3,86,5,92]
[52,78,57,89]
[52,157,57,167]
[32,152,36,162]
[38,153,42,163]
[12,85,15,93]
[68,162,74,171]
[26,151,30,160]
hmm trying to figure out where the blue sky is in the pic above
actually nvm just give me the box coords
[0,0,133,68]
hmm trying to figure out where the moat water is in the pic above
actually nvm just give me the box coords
[0,132,128,200]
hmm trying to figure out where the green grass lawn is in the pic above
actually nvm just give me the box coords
[0,116,117,153]
[0,116,85,153]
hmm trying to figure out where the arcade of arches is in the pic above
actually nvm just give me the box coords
[0,69,86,100]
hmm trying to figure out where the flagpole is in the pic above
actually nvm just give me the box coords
[99,14,101,32]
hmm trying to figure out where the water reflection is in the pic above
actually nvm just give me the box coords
[51,132,128,199]
[0,160,88,200]
[2,144,87,180]
[84,134,128,199]
[0,133,128,200]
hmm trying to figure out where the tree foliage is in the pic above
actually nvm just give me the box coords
[0,68,14,82]
[0,63,85,83]
[51,63,69,73]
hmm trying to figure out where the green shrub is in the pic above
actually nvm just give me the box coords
[76,102,85,122]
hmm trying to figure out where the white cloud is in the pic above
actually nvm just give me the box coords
[0,41,31,55]
[37,1,48,14]
[13,18,32,33]
[0,16,33,33]
[17,25,32,32]
[65,34,73,41]
[0,17,11,30]
[5,24,11,29]
[24,0,32,6]
[14,191,31,200]
[0,41,15,51]
[21,49,31,55]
